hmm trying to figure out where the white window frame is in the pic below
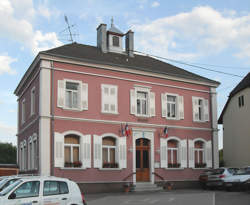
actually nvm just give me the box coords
[28,137,32,170]
[33,134,38,170]
[166,93,178,120]
[135,87,150,117]
[64,142,80,164]
[101,84,118,114]
[194,147,205,164]
[198,99,204,121]
[21,99,26,124]
[65,80,81,110]
[167,138,180,168]
[102,145,116,163]
[193,138,206,168]
[23,140,27,171]
[30,87,35,116]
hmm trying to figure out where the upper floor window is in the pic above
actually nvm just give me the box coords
[167,95,177,118]
[192,97,209,122]
[161,93,184,120]
[112,36,120,47]
[130,87,155,117]
[66,82,79,109]
[101,84,118,114]
[238,95,244,107]
[137,91,148,115]
[57,79,88,111]
[30,87,35,116]
[21,99,26,124]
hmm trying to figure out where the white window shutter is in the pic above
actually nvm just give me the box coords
[204,99,209,122]
[130,89,136,115]
[57,80,65,108]
[180,140,187,168]
[192,97,199,122]
[110,86,118,113]
[160,138,167,168]
[81,135,91,168]
[188,139,195,168]
[54,132,64,168]
[119,137,127,169]
[178,96,184,120]
[161,93,167,118]
[149,92,155,117]
[206,140,212,168]
[93,135,102,168]
[81,83,88,110]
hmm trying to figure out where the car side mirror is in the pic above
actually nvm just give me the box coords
[8,193,16,199]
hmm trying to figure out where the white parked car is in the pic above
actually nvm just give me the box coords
[0,176,86,205]
[224,168,250,191]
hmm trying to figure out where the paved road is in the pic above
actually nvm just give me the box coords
[85,190,250,205]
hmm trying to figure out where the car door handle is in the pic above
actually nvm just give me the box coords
[32,201,38,203]
[62,198,67,200]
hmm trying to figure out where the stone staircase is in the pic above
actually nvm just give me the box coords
[133,182,163,192]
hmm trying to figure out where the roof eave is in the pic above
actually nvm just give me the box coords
[14,54,41,96]
[40,51,220,88]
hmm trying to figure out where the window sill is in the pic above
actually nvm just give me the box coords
[135,115,150,118]
[62,107,82,112]
[61,167,87,170]
[165,168,185,170]
[192,168,209,170]
[101,111,119,115]
[99,168,122,171]
[166,117,178,121]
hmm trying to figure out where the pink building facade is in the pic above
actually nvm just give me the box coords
[15,22,220,192]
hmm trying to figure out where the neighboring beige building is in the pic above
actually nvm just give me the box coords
[218,73,250,167]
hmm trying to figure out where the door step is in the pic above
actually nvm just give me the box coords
[133,182,163,192]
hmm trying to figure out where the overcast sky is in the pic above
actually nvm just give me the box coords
[0,0,250,148]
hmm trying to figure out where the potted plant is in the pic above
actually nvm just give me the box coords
[64,162,73,167]
[73,161,82,168]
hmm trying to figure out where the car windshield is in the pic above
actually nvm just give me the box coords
[235,168,249,175]
[0,179,18,191]
[0,180,22,196]
[0,178,9,188]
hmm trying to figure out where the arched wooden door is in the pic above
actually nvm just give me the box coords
[136,138,150,182]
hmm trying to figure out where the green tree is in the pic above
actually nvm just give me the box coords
[0,142,17,164]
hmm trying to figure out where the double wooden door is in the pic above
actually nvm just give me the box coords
[136,138,150,182]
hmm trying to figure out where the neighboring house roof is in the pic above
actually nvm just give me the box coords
[218,72,250,124]
[41,43,219,85]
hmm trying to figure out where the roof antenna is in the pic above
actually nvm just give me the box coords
[58,15,79,44]
[111,16,114,27]
[64,15,73,43]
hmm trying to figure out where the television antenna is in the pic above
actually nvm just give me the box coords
[58,15,79,43]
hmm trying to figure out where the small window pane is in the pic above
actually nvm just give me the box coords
[136,150,141,168]
[65,135,79,144]
[137,99,141,114]
[102,148,108,163]
[73,147,79,162]
[59,182,69,194]
[103,137,116,146]
[72,92,78,108]
[14,181,40,199]
[143,150,149,168]
[110,148,115,163]
[142,100,147,115]
[66,82,78,90]
[64,147,71,163]
[43,181,59,196]
[113,36,119,47]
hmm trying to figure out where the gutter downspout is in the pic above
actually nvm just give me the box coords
[51,61,55,176]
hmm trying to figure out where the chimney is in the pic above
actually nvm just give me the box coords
[97,24,107,53]
[126,30,134,57]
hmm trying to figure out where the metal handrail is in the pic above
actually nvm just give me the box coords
[152,172,165,181]
[122,172,136,181]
